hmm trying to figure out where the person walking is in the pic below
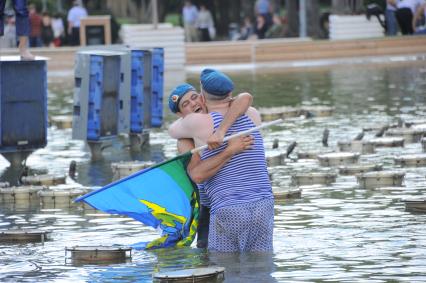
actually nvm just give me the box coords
[0,0,35,59]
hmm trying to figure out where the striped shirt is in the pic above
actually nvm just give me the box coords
[197,183,210,207]
[201,112,273,214]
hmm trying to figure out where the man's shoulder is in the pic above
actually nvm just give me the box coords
[246,106,259,114]
[184,112,211,121]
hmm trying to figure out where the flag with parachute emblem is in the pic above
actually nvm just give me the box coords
[75,152,199,249]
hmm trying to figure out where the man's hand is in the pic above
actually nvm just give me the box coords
[207,129,226,150]
[225,135,254,155]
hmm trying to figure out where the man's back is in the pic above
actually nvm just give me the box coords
[201,112,273,214]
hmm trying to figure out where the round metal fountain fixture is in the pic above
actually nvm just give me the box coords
[300,106,334,117]
[266,152,286,167]
[0,229,49,243]
[153,266,225,283]
[337,140,375,154]
[0,186,44,205]
[385,128,423,143]
[259,106,300,121]
[50,115,73,129]
[65,246,132,264]
[338,163,383,175]
[273,187,302,200]
[38,186,89,209]
[394,154,426,167]
[0,182,10,188]
[401,199,426,213]
[422,137,426,152]
[111,161,155,181]
[292,172,337,186]
[370,137,404,147]
[411,123,426,132]
[357,171,405,189]
[21,174,66,186]
[297,150,332,159]
[317,152,359,167]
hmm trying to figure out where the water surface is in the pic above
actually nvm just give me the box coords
[1,61,426,282]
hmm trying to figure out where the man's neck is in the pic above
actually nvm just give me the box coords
[206,98,231,113]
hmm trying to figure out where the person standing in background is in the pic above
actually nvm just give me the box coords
[0,13,15,48]
[67,0,87,46]
[255,0,272,28]
[182,0,198,42]
[386,0,399,35]
[396,0,425,34]
[0,0,35,59]
[239,16,255,40]
[255,14,268,39]
[266,14,286,38]
[413,2,426,34]
[28,4,42,47]
[196,4,214,41]
[51,13,64,47]
[41,11,53,47]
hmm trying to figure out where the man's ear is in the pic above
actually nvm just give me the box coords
[200,94,206,104]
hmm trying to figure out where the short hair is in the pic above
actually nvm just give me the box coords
[201,87,229,101]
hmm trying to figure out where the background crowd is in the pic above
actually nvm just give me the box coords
[1,0,87,49]
[182,0,287,42]
[1,0,425,49]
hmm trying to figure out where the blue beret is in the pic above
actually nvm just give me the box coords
[168,83,196,113]
[200,69,234,96]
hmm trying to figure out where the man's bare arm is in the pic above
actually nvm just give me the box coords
[177,136,254,184]
[168,114,213,143]
[188,135,254,183]
[207,92,253,149]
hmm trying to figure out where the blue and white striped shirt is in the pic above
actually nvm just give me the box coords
[197,183,210,207]
[201,112,273,214]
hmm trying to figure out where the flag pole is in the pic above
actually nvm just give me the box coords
[190,119,283,154]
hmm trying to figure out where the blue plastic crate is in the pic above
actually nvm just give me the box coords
[151,48,164,128]
[0,59,47,151]
[130,50,145,133]
[86,55,103,140]
[86,54,121,141]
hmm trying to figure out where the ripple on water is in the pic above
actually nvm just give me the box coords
[1,63,426,282]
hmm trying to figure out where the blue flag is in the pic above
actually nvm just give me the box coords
[75,152,199,249]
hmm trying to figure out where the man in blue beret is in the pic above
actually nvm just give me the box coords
[169,69,274,253]
[168,82,255,249]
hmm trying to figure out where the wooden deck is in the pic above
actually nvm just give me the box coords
[1,36,426,74]
[186,36,426,65]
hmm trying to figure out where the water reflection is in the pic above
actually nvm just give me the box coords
[1,62,426,281]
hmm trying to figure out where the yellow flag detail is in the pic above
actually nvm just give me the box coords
[140,199,186,228]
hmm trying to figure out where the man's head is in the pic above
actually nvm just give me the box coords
[168,83,207,117]
[28,4,37,13]
[200,69,234,101]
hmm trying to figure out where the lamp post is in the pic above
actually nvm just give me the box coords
[299,0,307,37]
[152,0,158,29]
